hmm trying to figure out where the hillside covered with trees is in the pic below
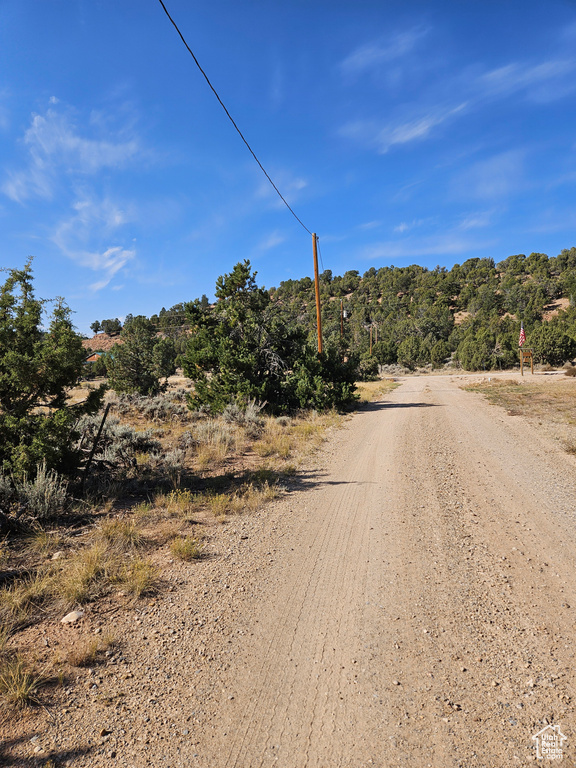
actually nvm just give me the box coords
[88,247,576,384]
[268,247,576,375]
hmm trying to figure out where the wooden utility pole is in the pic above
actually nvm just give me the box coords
[312,233,323,355]
[370,325,373,355]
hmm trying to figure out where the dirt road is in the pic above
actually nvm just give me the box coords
[195,374,576,767]
[26,374,576,767]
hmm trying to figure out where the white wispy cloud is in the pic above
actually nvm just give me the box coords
[2,106,139,202]
[53,197,136,291]
[340,102,467,154]
[477,59,576,102]
[361,233,496,262]
[339,38,576,154]
[258,231,286,251]
[341,27,429,75]
[393,218,428,234]
[358,220,382,231]
[458,210,494,230]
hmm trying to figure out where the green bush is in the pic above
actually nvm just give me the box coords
[183,261,357,413]
[430,340,451,368]
[397,336,424,370]
[357,354,379,381]
[529,324,576,366]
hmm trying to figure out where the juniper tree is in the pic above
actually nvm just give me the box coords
[182,261,357,413]
[0,260,103,478]
[106,316,177,395]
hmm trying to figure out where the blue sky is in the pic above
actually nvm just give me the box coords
[2,0,576,334]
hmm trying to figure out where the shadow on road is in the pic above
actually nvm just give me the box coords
[0,731,95,767]
[358,400,444,411]
[283,469,377,493]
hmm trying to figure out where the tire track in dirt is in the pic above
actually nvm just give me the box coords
[221,412,391,768]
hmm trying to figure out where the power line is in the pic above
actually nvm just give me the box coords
[316,235,325,272]
[156,0,313,237]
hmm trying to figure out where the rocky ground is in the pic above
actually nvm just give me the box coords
[3,371,576,767]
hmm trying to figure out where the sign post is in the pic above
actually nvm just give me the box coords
[519,348,533,375]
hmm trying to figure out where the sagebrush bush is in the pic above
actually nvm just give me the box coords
[177,431,197,453]
[77,414,161,472]
[163,448,185,487]
[16,462,68,520]
[194,420,237,448]
[223,399,264,425]
[565,366,576,377]
[113,391,191,423]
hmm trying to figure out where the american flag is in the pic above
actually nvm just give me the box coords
[519,323,526,347]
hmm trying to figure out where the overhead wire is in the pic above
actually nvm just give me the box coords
[157,0,313,237]
[316,235,325,272]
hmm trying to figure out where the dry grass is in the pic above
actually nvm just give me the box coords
[0,568,54,627]
[0,623,13,655]
[0,655,44,708]
[66,633,117,667]
[192,421,245,470]
[118,558,158,598]
[66,637,100,667]
[464,377,576,452]
[195,443,229,470]
[463,378,574,416]
[57,542,157,605]
[251,410,343,468]
[25,530,67,557]
[58,543,114,606]
[170,536,203,561]
[206,493,231,518]
[0,543,9,568]
[0,525,158,625]
[150,479,283,523]
[93,517,146,552]
[132,500,153,517]
[253,417,292,458]
[203,481,281,520]
[154,489,200,518]
[355,378,400,403]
